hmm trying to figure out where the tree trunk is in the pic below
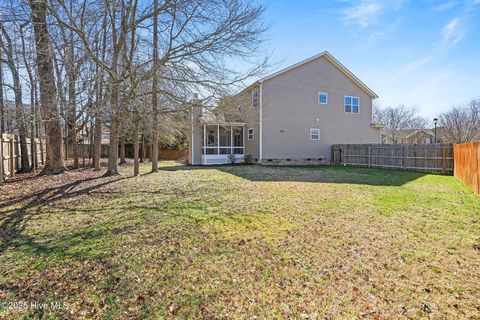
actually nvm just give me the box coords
[89,118,94,165]
[106,118,119,175]
[0,27,31,173]
[81,113,86,166]
[30,124,36,172]
[0,48,4,135]
[140,133,145,163]
[20,24,38,172]
[12,71,31,173]
[68,71,78,168]
[52,56,68,161]
[30,0,67,175]
[150,0,159,172]
[30,84,37,172]
[119,129,126,164]
[104,84,120,176]
[0,49,3,182]
[34,84,44,166]
[93,114,102,171]
[133,117,139,176]
[66,29,78,168]
[92,5,107,171]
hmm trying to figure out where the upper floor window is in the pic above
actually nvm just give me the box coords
[344,96,359,114]
[252,89,259,107]
[248,128,254,140]
[318,92,328,104]
[310,128,320,141]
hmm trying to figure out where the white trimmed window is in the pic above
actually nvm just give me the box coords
[310,128,320,141]
[252,89,259,107]
[344,96,360,114]
[318,92,328,104]
[248,128,254,140]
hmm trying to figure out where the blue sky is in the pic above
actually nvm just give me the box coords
[258,0,480,119]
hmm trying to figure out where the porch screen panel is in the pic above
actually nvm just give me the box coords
[206,126,218,154]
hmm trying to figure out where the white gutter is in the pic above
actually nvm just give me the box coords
[259,81,263,163]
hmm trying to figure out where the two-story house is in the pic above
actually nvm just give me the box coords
[189,51,382,165]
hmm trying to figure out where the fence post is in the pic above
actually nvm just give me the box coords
[9,138,15,178]
[442,147,446,174]
[403,146,407,170]
[368,146,371,168]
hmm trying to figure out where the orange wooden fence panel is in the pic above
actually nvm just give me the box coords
[454,142,480,194]
[143,148,188,160]
[159,148,188,161]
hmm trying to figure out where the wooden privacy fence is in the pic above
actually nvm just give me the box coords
[69,144,187,161]
[97,144,187,161]
[146,148,188,161]
[64,143,109,159]
[1,133,46,179]
[332,144,454,173]
[454,142,480,194]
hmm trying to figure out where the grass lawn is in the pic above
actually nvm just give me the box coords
[0,162,479,319]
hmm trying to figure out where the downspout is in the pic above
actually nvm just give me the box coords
[190,107,195,164]
[259,81,263,163]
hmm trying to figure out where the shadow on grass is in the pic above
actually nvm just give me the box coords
[0,163,428,261]
[0,173,130,255]
[160,163,428,187]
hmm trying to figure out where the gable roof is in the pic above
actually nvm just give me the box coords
[382,129,436,140]
[260,51,378,99]
[405,129,435,139]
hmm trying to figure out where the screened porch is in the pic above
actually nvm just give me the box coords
[202,123,245,165]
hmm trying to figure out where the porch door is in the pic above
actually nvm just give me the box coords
[219,126,231,155]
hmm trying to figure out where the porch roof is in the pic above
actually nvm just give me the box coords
[199,112,245,126]
[201,121,246,126]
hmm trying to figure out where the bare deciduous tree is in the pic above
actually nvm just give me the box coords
[150,0,159,173]
[438,100,480,144]
[50,0,269,176]
[0,45,4,135]
[374,104,427,143]
[30,0,66,174]
[0,0,268,177]
[0,22,31,172]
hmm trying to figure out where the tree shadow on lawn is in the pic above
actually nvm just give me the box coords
[161,163,428,187]
[0,173,130,255]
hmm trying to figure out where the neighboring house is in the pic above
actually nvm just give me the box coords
[1,100,24,134]
[382,129,444,144]
[100,132,110,145]
[386,128,446,144]
[189,51,383,165]
[1,100,46,139]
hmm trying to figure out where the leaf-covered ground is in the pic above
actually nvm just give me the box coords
[0,162,479,319]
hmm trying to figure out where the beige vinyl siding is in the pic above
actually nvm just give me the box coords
[262,55,380,161]
[230,87,260,161]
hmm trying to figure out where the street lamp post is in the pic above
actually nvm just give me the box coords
[433,118,438,143]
